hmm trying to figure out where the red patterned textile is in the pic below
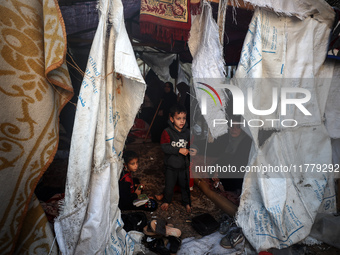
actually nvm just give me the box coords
[140,0,191,43]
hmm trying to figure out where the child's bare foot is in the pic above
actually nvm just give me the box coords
[155,194,164,201]
[161,203,169,211]
[186,204,192,213]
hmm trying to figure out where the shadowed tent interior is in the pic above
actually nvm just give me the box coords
[36,0,255,238]
[54,0,254,144]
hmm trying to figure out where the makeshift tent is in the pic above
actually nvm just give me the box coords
[1,0,340,254]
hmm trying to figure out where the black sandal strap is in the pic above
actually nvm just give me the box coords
[154,218,167,236]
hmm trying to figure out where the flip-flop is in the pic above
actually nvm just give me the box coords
[143,219,165,237]
[143,219,181,237]
[165,225,181,237]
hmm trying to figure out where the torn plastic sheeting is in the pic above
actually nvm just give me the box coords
[325,62,340,139]
[140,52,190,85]
[237,126,337,251]
[54,0,146,253]
[178,231,244,255]
[243,0,334,24]
[234,3,336,252]
[234,8,334,134]
[188,1,229,139]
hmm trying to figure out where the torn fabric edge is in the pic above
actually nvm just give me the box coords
[189,0,229,139]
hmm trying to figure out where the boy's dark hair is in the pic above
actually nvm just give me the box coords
[169,103,187,117]
[123,150,139,164]
[165,82,174,91]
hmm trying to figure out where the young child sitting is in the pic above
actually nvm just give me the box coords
[160,104,197,213]
[118,150,157,211]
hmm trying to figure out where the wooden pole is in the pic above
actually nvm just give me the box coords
[175,54,179,95]
[144,99,163,142]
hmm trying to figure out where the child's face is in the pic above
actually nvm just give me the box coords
[164,83,171,93]
[170,112,186,132]
[125,158,139,172]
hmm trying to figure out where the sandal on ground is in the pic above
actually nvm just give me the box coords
[168,236,182,253]
[220,227,244,249]
[143,236,170,255]
[143,219,181,237]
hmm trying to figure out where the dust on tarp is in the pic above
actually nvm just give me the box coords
[54,0,146,254]
[234,0,337,252]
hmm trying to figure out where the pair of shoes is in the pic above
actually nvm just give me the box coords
[219,215,237,235]
[220,227,244,249]
[142,199,158,211]
[143,219,181,238]
[143,236,170,255]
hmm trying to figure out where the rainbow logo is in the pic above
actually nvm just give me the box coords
[197,82,223,106]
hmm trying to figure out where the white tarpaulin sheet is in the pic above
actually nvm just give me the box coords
[243,0,335,24]
[139,51,190,85]
[326,62,340,179]
[177,231,244,255]
[188,1,228,138]
[234,1,337,252]
[325,62,340,139]
[54,0,145,254]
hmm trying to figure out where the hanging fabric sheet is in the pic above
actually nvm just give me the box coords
[233,0,337,252]
[0,0,73,253]
[140,0,191,43]
[54,0,146,254]
[325,62,340,139]
[188,0,228,139]
[140,52,190,84]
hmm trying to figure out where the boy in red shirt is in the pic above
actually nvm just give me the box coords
[118,151,157,211]
[160,104,197,213]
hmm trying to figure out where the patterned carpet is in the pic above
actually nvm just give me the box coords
[0,0,73,253]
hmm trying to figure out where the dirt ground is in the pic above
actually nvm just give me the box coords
[125,141,225,239]
[37,140,340,254]
[125,140,340,254]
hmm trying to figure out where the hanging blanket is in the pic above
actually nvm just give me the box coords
[0,0,73,254]
[140,0,191,43]
[188,1,228,139]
